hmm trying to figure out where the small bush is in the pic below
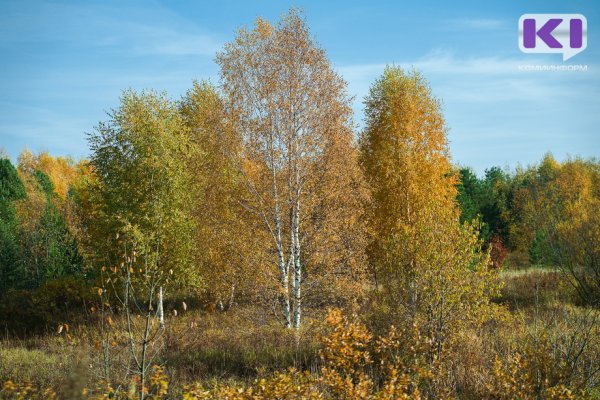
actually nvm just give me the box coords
[0,276,96,335]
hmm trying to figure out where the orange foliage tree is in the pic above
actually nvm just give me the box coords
[216,10,367,328]
[360,66,500,359]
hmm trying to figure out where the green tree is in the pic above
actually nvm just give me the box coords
[456,167,481,226]
[456,166,510,243]
[0,158,26,292]
[17,170,84,287]
[36,170,83,280]
[480,166,510,242]
[88,89,200,392]
[0,158,26,202]
[87,89,199,290]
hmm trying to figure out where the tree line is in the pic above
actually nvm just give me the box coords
[457,154,600,304]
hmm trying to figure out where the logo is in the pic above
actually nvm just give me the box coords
[519,14,587,61]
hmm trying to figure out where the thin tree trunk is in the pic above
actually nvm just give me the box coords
[157,286,164,329]
[292,205,301,329]
[276,211,291,328]
[288,201,296,323]
[292,153,302,329]
[271,134,291,328]
[140,307,151,400]
[226,284,236,311]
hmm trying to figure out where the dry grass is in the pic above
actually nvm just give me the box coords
[0,347,64,386]
[0,306,325,397]
[163,309,321,384]
[0,269,598,398]
[499,266,577,308]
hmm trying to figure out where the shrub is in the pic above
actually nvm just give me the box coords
[0,277,96,335]
[180,309,438,399]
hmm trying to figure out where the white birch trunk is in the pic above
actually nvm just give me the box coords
[279,251,291,328]
[275,208,291,328]
[292,148,302,329]
[292,204,301,329]
[157,286,164,329]
[226,284,236,311]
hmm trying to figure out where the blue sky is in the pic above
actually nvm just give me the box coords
[0,0,598,174]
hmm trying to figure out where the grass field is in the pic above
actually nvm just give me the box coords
[1,265,598,399]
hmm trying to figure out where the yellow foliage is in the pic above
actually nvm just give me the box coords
[183,309,436,399]
[360,66,501,362]
[17,149,87,200]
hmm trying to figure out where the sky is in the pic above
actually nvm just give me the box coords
[0,0,598,174]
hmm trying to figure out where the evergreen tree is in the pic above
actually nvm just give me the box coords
[0,158,26,292]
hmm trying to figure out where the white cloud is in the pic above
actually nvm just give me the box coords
[337,50,595,106]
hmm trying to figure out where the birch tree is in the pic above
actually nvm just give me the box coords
[87,89,198,289]
[180,81,263,310]
[217,10,364,328]
[360,66,500,359]
[87,90,198,394]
